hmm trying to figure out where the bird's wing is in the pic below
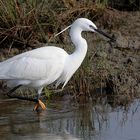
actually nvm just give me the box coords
[0,47,68,81]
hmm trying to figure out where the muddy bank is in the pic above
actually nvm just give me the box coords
[67,11,140,101]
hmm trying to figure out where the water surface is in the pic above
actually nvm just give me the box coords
[0,96,140,140]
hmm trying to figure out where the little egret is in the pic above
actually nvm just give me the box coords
[0,18,115,111]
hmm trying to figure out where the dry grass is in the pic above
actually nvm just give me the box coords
[0,0,110,49]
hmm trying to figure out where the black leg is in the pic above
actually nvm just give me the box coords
[6,85,38,103]
[6,85,22,97]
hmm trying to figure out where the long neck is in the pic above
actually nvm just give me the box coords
[59,26,88,88]
[69,26,88,64]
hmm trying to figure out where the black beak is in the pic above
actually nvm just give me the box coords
[94,28,116,42]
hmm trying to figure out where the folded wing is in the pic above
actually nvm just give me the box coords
[0,47,68,83]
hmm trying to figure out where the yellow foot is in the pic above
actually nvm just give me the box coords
[33,99,46,111]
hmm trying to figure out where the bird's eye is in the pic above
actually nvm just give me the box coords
[89,25,94,29]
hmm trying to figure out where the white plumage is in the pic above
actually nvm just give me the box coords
[0,18,114,110]
[0,47,68,88]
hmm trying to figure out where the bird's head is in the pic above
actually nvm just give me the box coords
[72,18,98,32]
[72,18,115,42]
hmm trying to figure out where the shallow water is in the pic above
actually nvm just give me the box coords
[0,96,140,140]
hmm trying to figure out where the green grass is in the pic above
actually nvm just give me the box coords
[95,0,108,10]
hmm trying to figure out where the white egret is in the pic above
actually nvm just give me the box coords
[0,18,115,111]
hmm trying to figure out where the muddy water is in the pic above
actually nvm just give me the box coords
[0,96,140,140]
